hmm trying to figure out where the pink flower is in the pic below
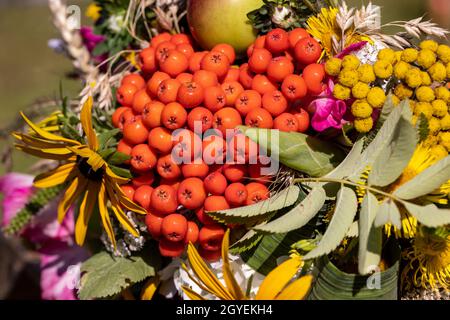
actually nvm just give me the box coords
[0,173,34,227]
[309,80,348,132]
[39,240,89,300]
[0,172,89,300]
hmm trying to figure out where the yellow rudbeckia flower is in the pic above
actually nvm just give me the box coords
[12,97,146,248]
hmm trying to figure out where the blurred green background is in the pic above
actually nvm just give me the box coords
[0,0,446,175]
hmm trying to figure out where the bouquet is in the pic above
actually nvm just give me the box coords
[2,0,450,300]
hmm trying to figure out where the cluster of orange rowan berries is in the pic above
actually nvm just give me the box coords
[112,28,322,259]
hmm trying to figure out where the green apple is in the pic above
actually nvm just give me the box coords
[187,0,264,56]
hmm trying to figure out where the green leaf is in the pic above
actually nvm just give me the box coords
[252,187,326,234]
[304,186,358,260]
[238,126,345,177]
[108,151,131,166]
[368,116,417,187]
[350,100,407,182]
[416,113,429,142]
[394,155,450,200]
[229,230,264,254]
[98,128,121,149]
[374,199,401,229]
[325,139,364,180]
[98,148,116,160]
[240,225,317,275]
[358,192,382,275]
[401,201,450,227]
[109,165,132,179]
[207,185,300,225]
[78,250,160,300]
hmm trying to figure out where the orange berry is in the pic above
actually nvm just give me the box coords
[221,81,244,107]
[204,196,230,212]
[225,182,248,206]
[161,102,188,130]
[245,108,274,129]
[248,48,272,74]
[155,41,176,63]
[251,74,277,95]
[139,47,157,74]
[157,154,182,180]
[198,225,225,251]
[212,43,236,64]
[172,129,202,163]
[112,107,131,128]
[151,185,178,214]
[195,207,216,225]
[132,172,155,188]
[117,84,138,106]
[203,85,226,113]
[265,28,289,54]
[288,28,310,48]
[142,101,164,129]
[132,89,152,114]
[293,108,310,133]
[192,70,219,88]
[147,71,170,98]
[161,214,188,242]
[131,144,157,172]
[262,90,288,116]
[202,135,226,164]
[213,107,242,136]
[223,164,247,182]
[176,43,194,59]
[120,184,135,200]
[182,160,209,179]
[146,211,164,239]
[204,172,228,195]
[121,73,146,90]
[235,90,262,116]
[222,67,240,83]
[200,51,230,78]
[151,32,172,48]
[177,81,204,108]
[157,78,181,104]
[267,56,294,83]
[239,63,255,89]
[294,37,322,65]
[170,33,191,45]
[149,127,173,154]
[184,221,200,244]
[133,185,153,210]
[178,177,206,210]
[254,35,266,49]
[273,113,299,132]
[246,182,269,205]
[187,107,213,133]
[117,139,133,164]
[281,74,307,101]
[189,51,208,73]
[123,117,150,145]
[159,238,185,257]
[159,50,189,77]
[176,72,194,84]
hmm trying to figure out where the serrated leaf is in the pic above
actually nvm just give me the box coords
[253,187,326,234]
[325,139,364,180]
[394,155,450,200]
[401,201,450,227]
[78,251,160,300]
[350,100,407,182]
[238,126,345,177]
[346,221,359,238]
[368,116,417,187]
[207,185,300,225]
[374,199,401,229]
[229,230,263,254]
[358,192,382,275]
[304,186,358,260]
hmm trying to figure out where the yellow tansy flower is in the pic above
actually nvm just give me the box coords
[378,48,396,64]
[428,62,447,82]
[342,55,360,70]
[416,86,436,103]
[338,69,359,87]
[394,61,410,79]
[432,100,448,118]
[414,102,433,119]
[354,117,374,133]
[333,84,351,100]
[325,58,342,76]
[373,60,393,79]
[394,83,413,100]
[417,49,437,69]
[357,64,376,83]
[437,44,450,64]
[401,48,419,63]
[420,40,439,52]
[367,87,386,108]
[405,68,423,88]
[351,100,373,118]
[352,82,370,99]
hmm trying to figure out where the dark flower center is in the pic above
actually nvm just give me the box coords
[77,156,104,181]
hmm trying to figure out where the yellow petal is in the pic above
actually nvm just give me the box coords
[34,163,76,188]
[15,144,74,161]
[105,166,130,184]
[111,182,147,215]
[12,132,68,149]
[58,174,88,223]
[107,186,139,237]
[275,275,313,300]
[140,277,159,300]
[221,229,245,300]
[75,182,100,246]
[98,180,116,249]
[80,96,99,151]
[182,286,207,300]
[20,112,80,145]
[68,146,105,171]
[186,243,233,300]
[255,257,302,300]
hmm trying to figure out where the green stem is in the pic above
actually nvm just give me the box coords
[3,185,63,235]
[293,177,403,203]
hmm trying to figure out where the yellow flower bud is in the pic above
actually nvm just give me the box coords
[394,83,413,100]
[374,60,393,79]
[393,61,410,80]
[429,117,441,134]
[354,117,374,133]
[428,62,447,82]
[440,113,450,130]
[333,83,351,100]
[352,82,370,99]
[405,68,423,88]
[357,64,376,83]
[432,100,448,118]
[417,49,437,69]
[421,71,432,86]
[351,100,373,118]
[416,86,436,103]
[378,48,396,64]
[437,44,450,64]
[420,40,439,52]
[414,102,433,119]
[342,55,360,70]
[435,86,450,103]
[367,87,386,108]
[325,58,342,77]
[392,95,401,106]
[401,48,419,63]
[338,69,359,87]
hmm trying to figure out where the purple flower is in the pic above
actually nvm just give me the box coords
[80,26,107,64]
[309,80,348,132]
[336,41,368,59]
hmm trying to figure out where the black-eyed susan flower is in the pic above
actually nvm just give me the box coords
[181,230,313,300]
[12,97,146,247]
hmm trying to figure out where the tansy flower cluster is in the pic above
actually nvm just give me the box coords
[325,53,387,133]
[390,40,450,155]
